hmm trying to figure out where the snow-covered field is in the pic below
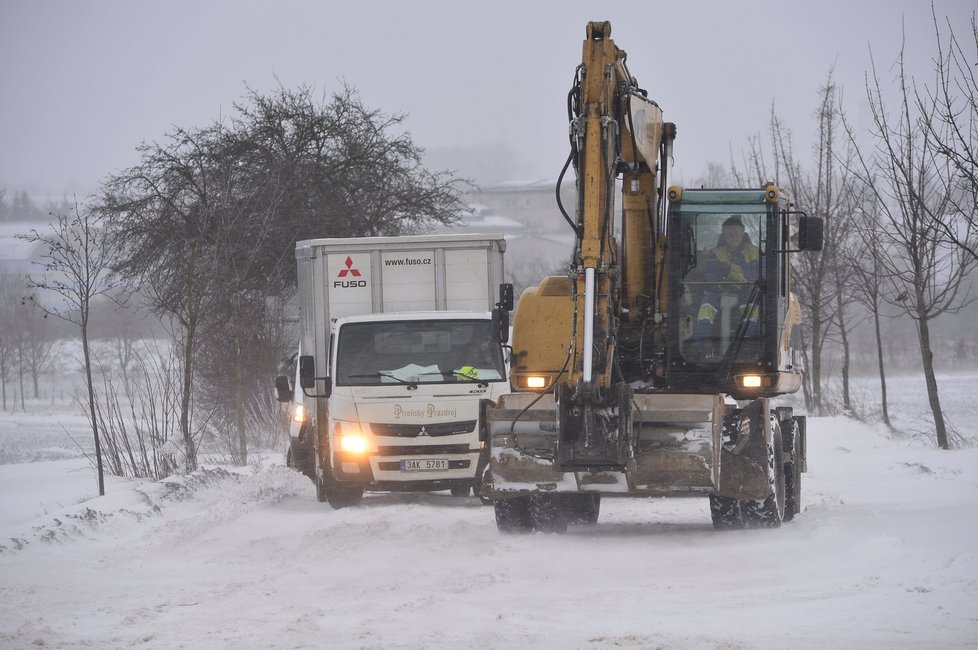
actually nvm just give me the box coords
[1,375,977,649]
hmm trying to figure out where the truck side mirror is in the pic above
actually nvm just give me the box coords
[274,375,293,403]
[798,215,824,252]
[492,308,510,344]
[299,355,316,390]
[497,283,515,312]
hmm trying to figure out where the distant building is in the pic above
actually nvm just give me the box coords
[432,179,578,281]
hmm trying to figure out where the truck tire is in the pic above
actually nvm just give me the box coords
[494,495,532,533]
[565,493,601,525]
[529,493,568,534]
[314,449,364,509]
[322,482,364,509]
[741,422,785,528]
[287,435,316,482]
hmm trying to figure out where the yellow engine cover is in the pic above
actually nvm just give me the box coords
[510,276,574,392]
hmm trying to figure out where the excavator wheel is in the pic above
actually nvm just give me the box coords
[565,493,601,525]
[711,419,786,530]
[494,496,532,533]
[529,493,568,534]
[740,422,785,528]
[709,494,742,530]
[782,417,803,521]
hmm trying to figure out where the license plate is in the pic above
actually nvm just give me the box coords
[400,458,449,471]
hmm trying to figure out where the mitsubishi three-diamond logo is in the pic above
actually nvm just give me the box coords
[337,256,361,277]
[333,256,367,288]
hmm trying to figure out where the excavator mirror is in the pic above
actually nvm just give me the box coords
[798,215,824,252]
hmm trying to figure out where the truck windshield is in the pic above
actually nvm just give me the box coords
[335,319,506,386]
[675,208,767,365]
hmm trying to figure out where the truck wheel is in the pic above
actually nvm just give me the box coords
[494,496,532,533]
[288,435,316,482]
[709,494,743,530]
[450,486,471,497]
[314,450,364,509]
[529,493,568,534]
[741,423,785,528]
[323,483,364,509]
[782,418,802,521]
[565,493,601,525]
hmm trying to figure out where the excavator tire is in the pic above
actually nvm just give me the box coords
[709,494,742,530]
[494,496,532,533]
[565,493,601,525]
[741,423,785,528]
[782,417,802,521]
[529,493,568,534]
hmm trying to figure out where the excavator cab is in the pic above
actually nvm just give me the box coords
[664,185,820,400]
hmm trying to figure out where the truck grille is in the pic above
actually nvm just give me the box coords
[370,420,477,438]
[375,444,474,456]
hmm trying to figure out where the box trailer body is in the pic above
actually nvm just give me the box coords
[285,233,510,506]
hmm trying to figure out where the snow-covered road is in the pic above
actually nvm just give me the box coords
[1,415,976,649]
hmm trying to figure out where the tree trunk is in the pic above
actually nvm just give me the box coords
[917,315,948,449]
[810,303,823,415]
[81,323,105,496]
[180,324,197,472]
[836,291,852,413]
[872,305,891,428]
[235,330,248,466]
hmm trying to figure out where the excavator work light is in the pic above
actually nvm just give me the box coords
[737,374,773,389]
[513,373,552,391]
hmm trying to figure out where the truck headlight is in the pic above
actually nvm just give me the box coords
[334,421,371,454]
[292,403,306,423]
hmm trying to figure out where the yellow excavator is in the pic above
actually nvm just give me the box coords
[481,21,823,532]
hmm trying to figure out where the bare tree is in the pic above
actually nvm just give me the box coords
[842,37,978,449]
[731,77,860,415]
[0,273,19,410]
[918,8,978,260]
[99,84,467,467]
[18,203,127,494]
[847,201,895,428]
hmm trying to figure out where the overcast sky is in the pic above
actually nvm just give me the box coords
[1,0,975,199]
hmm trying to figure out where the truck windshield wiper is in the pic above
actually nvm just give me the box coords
[346,372,418,388]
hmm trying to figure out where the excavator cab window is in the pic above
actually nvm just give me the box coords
[672,208,769,368]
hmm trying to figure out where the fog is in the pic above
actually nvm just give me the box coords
[1,0,975,195]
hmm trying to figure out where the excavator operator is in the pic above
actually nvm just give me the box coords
[691,216,760,343]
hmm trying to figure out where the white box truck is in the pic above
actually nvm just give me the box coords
[275,233,513,508]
